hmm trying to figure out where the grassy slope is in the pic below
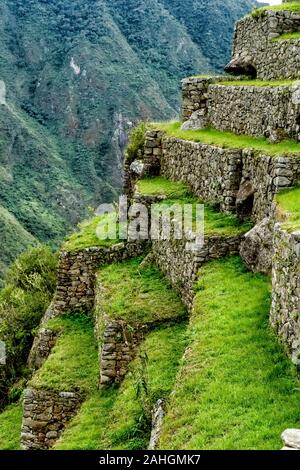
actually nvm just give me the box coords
[97,257,186,325]
[159,257,300,450]
[154,122,300,156]
[63,214,120,252]
[138,176,252,237]
[0,403,22,450]
[55,324,187,450]
[276,185,300,233]
[30,315,98,393]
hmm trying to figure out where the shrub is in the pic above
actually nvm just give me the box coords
[125,122,148,164]
[0,245,58,409]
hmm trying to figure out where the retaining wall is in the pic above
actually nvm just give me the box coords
[21,388,82,450]
[182,77,300,141]
[270,224,300,361]
[52,242,146,315]
[155,134,300,222]
[226,10,300,80]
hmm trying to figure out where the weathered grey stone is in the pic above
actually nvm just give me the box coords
[270,225,300,356]
[181,110,208,131]
[226,10,300,81]
[236,181,254,218]
[282,429,300,449]
[21,388,82,450]
[148,399,165,450]
[130,160,146,177]
[240,218,274,274]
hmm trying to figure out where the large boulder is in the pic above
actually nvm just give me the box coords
[240,218,274,274]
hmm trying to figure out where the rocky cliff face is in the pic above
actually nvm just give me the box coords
[0,0,259,279]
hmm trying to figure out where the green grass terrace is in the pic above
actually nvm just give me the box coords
[97,257,186,325]
[273,31,300,42]
[251,2,300,18]
[137,176,252,237]
[152,122,300,157]
[276,185,300,233]
[159,257,300,450]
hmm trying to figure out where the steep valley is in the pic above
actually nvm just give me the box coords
[0,0,258,280]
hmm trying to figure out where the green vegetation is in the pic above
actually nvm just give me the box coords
[137,177,190,198]
[219,79,295,87]
[126,122,149,164]
[276,185,300,233]
[0,403,22,450]
[252,2,300,18]
[138,176,252,237]
[0,246,57,409]
[97,257,186,325]
[0,206,37,283]
[273,31,300,42]
[153,121,300,156]
[55,323,187,450]
[0,0,260,278]
[64,214,120,252]
[159,257,300,450]
[30,314,98,394]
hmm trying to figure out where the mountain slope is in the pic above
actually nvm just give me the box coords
[0,0,259,278]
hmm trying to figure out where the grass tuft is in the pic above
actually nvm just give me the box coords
[55,323,188,450]
[218,79,295,87]
[272,31,300,42]
[137,176,252,237]
[251,2,300,18]
[64,214,120,252]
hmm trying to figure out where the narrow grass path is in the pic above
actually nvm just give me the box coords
[159,257,300,450]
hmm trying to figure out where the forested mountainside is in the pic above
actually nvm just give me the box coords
[0,0,258,281]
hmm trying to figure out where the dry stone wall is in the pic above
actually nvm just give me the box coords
[152,134,300,223]
[226,10,300,80]
[270,224,300,362]
[124,130,162,198]
[52,242,146,316]
[21,388,82,450]
[152,235,243,310]
[98,318,144,388]
[182,79,300,142]
[241,152,300,221]
[160,137,243,214]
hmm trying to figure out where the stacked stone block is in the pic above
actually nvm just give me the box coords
[226,9,300,80]
[21,388,82,450]
[52,242,146,315]
[99,319,144,388]
[271,225,300,362]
